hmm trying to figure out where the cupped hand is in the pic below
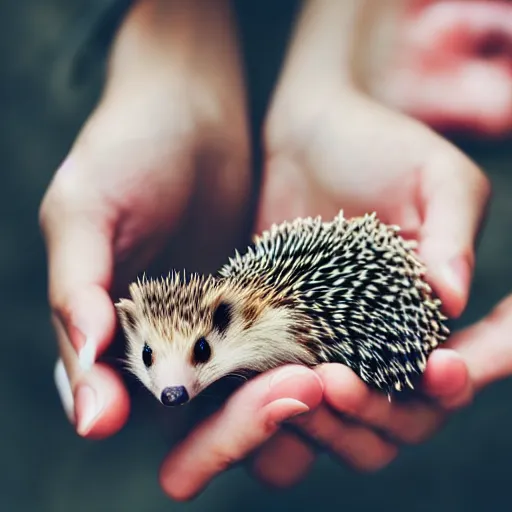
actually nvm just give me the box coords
[160,291,512,499]
[158,55,496,501]
[39,0,251,439]
[251,79,492,485]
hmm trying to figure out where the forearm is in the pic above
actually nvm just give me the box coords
[274,0,413,95]
[103,0,241,91]
[74,0,246,149]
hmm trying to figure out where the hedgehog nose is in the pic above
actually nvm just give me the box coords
[161,386,189,407]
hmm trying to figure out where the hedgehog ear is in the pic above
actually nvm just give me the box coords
[115,299,138,335]
[212,300,233,335]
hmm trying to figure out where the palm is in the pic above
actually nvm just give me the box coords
[259,92,435,236]
[67,104,251,296]
[258,90,485,318]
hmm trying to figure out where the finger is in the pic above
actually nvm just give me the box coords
[53,314,130,439]
[250,431,316,489]
[292,405,398,472]
[40,160,123,436]
[448,294,512,392]
[159,365,323,501]
[54,358,130,439]
[40,170,116,361]
[316,363,445,445]
[418,149,491,318]
[250,351,470,483]
[420,348,473,410]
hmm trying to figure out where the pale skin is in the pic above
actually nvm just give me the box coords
[39,0,512,501]
[372,0,512,136]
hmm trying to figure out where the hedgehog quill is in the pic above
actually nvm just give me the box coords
[115,211,449,407]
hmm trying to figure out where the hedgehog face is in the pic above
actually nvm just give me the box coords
[115,274,229,405]
[115,274,314,406]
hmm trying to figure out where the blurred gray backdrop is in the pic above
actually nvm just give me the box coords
[2,1,512,511]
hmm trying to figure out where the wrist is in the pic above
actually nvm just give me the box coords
[102,0,244,99]
[77,0,246,147]
[272,0,411,100]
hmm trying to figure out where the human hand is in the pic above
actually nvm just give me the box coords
[159,293,512,498]
[40,0,251,438]
[250,11,493,488]
[250,0,495,487]
[157,0,497,499]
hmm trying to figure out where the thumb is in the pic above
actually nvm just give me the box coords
[41,201,116,364]
[40,168,129,437]
[159,365,323,501]
[418,149,491,318]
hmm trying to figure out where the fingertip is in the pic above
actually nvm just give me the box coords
[423,349,467,393]
[266,365,323,411]
[74,363,130,440]
[422,349,473,409]
[158,436,227,502]
[159,472,193,502]
[315,363,370,416]
[159,461,202,502]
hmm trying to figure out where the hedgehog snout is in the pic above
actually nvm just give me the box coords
[161,386,190,407]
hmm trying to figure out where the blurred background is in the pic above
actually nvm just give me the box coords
[2,0,511,511]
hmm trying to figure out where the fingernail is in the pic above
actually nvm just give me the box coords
[56,311,97,369]
[286,402,310,420]
[270,366,313,388]
[266,398,310,425]
[75,384,103,436]
[54,358,75,424]
[78,337,96,371]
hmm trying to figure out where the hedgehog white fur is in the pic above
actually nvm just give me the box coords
[116,210,449,407]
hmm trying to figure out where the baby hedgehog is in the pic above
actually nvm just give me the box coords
[116,210,450,407]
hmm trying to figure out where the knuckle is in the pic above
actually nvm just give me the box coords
[210,447,239,474]
[39,171,87,235]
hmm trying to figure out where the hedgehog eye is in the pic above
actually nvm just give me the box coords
[193,337,211,364]
[212,302,232,335]
[142,343,153,368]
